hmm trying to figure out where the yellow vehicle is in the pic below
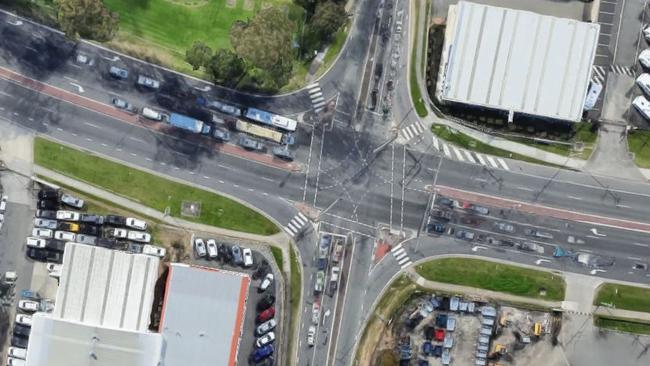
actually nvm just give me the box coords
[59,222,79,232]
[235,119,293,144]
[534,322,542,336]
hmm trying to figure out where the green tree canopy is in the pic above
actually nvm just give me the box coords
[55,0,119,42]
[206,49,245,86]
[185,41,213,70]
[301,1,347,56]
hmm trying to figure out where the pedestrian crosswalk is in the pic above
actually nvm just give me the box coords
[592,65,606,85]
[610,64,635,78]
[307,83,326,113]
[400,121,425,142]
[432,136,510,171]
[391,243,412,269]
[283,213,309,237]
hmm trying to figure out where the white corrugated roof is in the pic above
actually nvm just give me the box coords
[54,243,159,331]
[438,1,599,121]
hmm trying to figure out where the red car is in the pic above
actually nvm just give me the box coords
[257,307,275,323]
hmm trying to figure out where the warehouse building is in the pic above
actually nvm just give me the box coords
[436,1,600,122]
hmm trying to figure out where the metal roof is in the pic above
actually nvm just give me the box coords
[438,1,599,121]
[53,243,159,332]
[159,263,250,366]
[25,314,163,366]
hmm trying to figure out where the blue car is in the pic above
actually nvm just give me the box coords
[251,344,274,363]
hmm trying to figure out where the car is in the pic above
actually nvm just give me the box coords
[257,307,275,323]
[194,238,207,257]
[8,347,27,360]
[76,234,98,246]
[470,205,489,215]
[314,271,325,294]
[255,332,276,348]
[437,197,454,208]
[15,314,32,327]
[78,224,100,236]
[18,299,40,312]
[0,195,7,212]
[243,247,254,267]
[217,242,227,257]
[231,245,243,265]
[32,228,53,238]
[127,231,151,243]
[307,325,316,347]
[141,107,164,121]
[426,222,446,235]
[430,209,452,221]
[75,52,94,66]
[637,73,650,96]
[11,336,28,349]
[45,239,67,252]
[255,318,277,336]
[112,97,137,113]
[259,273,274,292]
[454,230,475,241]
[239,136,265,151]
[257,295,275,311]
[36,209,57,219]
[212,128,231,142]
[633,95,650,120]
[38,189,58,200]
[523,228,553,240]
[54,231,76,241]
[13,324,31,337]
[494,222,515,233]
[58,222,79,232]
[112,228,128,239]
[640,49,650,69]
[104,215,127,227]
[136,75,160,89]
[644,25,650,42]
[250,344,274,363]
[125,217,147,231]
[272,146,294,161]
[109,66,129,79]
[26,237,46,248]
[0,213,3,230]
[56,210,80,221]
[142,244,166,258]
[460,216,482,226]
[633,263,648,271]
[60,193,84,209]
[96,237,117,249]
[37,199,58,210]
[206,239,218,258]
[26,248,48,262]
[7,356,26,366]
[79,214,105,225]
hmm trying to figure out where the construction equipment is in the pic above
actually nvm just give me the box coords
[534,322,542,337]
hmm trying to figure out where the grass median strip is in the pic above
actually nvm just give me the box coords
[287,246,302,365]
[594,283,650,313]
[34,137,278,235]
[415,258,565,301]
[594,315,650,335]
[628,129,650,168]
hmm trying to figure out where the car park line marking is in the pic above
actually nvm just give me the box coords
[486,155,498,168]
[462,150,476,163]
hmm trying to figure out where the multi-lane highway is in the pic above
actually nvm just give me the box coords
[2,1,650,366]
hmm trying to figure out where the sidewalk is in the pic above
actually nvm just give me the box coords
[594,307,650,322]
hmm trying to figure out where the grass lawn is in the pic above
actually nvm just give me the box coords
[594,315,650,335]
[270,246,284,270]
[594,283,650,313]
[504,122,597,160]
[628,129,650,168]
[409,0,428,118]
[415,258,566,301]
[287,246,302,365]
[34,137,278,235]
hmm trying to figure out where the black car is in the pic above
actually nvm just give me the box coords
[46,239,67,252]
[13,324,31,337]
[11,335,28,348]
[127,242,143,254]
[96,238,118,249]
[426,222,446,235]
[38,189,59,200]
[79,214,105,225]
[46,250,63,264]
[222,245,233,263]
[105,215,127,226]
[217,243,227,258]
[27,247,48,262]
[255,356,275,366]
[437,197,454,208]
[257,295,276,311]
[37,199,58,210]
[430,209,452,222]
[78,224,100,236]
[253,261,269,280]
[36,209,57,219]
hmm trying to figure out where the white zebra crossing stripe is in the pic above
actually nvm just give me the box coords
[400,260,413,269]
[462,150,476,163]
[497,158,510,170]
[295,214,307,225]
[307,83,319,89]
[432,136,439,150]
[486,155,499,168]
[312,97,324,104]
[443,144,451,157]
[452,146,464,161]
[394,251,407,261]
[309,88,321,95]
[284,226,297,236]
[315,108,323,113]
[310,92,323,99]
[391,244,403,253]
[288,222,300,232]
[475,154,487,166]
[313,101,326,108]
[397,256,410,266]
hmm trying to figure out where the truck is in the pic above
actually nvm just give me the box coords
[331,239,343,264]
[167,113,211,134]
[236,119,294,145]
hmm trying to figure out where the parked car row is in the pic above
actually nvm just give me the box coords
[0,194,7,231]
[251,292,277,364]
[193,237,253,266]
[8,290,54,365]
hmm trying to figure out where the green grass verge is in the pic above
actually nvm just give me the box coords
[415,258,566,301]
[34,137,278,235]
[270,246,284,271]
[594,315,650,335]
[320,25,348,74]
[287,246,301,366]
[628,129,650,168]
[503,122,597,160]
[594,283,650,313]
[409,0,428,118]
[431,124,566,168]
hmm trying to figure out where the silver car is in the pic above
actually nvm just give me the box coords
[494,222,514,233]
[194,238,207,257]
[34,218,58,230]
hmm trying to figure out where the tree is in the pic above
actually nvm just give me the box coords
[206,49,245,86]
[230,7,294,80]
[185,41,213,70]
[55,0,119,42]
[302,1,346,54]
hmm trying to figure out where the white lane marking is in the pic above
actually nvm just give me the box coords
[628,256,643,261]
[391,244,403,253]
[146,158,152,161]
[160,162,166,166]
[313,101,326,108]
[307,83,319,89]
[218,180,225,184]
[633,242,649,247]
[397,256,410,265]
[13,112,18,116]
[116,148,122,151]
[203,176,210,179]
[63,76,78,83]
[69,82,84,93]
[85,138,92,142]
[262,177,274,182]
[432,136,439,150]
[568,195,582,200]
[287,222,300,232]
[128,136,145,143]
[101,143,108,147]
[233,184,238,187]
[83,122,101,129]
[130,153,137,157]
[312,96,324,103]
[516,186,534,191]
[71,133,78,136]
[283,226,297,236]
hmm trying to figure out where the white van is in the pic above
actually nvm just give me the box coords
[141,107,163,121]
[637,73,650,96]
[639,49,650,69]
[633,95,650,120]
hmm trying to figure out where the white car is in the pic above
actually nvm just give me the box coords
[640,49,650,69]
[206,239,218,258]
[34,218,58,229]
[142,244,166,257]
[26,237,47,248]
[54,231,76,241]
[7,347,27,360]
[644,25,650,43]
[194,238,207,257]
[15,314,32,326]
[259,273,274,292]
[242,248,253,267]
[307,325,316,347]
[633,95,650,120]
[0,195,8,212]
[18,299,40,312]
[256,318,277,336]
[7,357,26,366]
[125,217,147,231]
[127,231,151,243]
[255,331,276,348]
[113,228,128,238]
[56,210,80,221]
[32,228,53,238]
[60,193,84,209]
[0,213,4,230]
